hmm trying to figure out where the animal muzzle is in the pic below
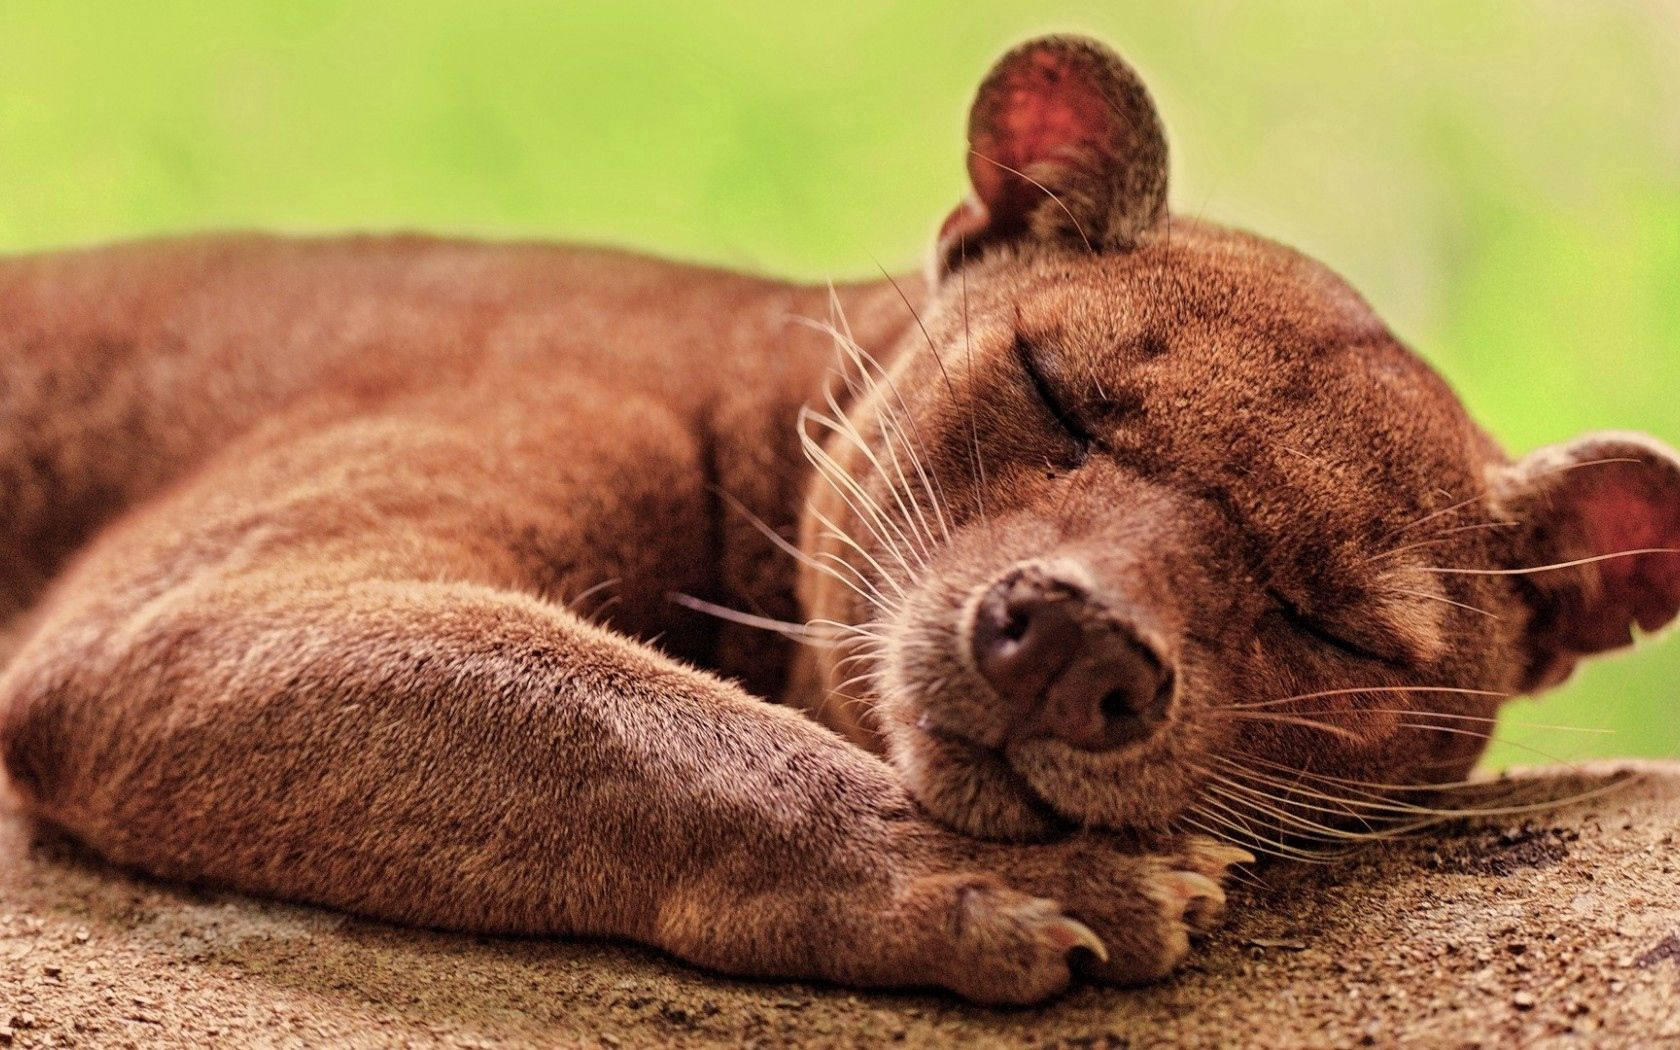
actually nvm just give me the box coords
[971,563,1174,752]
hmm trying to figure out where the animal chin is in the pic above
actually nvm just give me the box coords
[896,718,1068,840]
[1003,736,1194,833]
[902,714,1183,839]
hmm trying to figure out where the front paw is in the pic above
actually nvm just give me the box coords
[1081,843,1245,985]
[906,833,1250,1001]
[902,874,1107,1004]
[1000,833,1250,987]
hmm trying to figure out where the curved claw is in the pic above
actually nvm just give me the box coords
[1200,842,1257,868]
[1145,869,1226,925]
[1045,915,1109,964]
[1183,835,1257,872]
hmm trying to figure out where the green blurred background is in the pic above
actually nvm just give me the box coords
[2,2,1675,766]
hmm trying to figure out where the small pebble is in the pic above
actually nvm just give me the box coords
[1513,991,1536,1010]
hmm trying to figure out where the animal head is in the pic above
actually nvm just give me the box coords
[797,35,1680,844]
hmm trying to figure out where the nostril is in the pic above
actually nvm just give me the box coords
[1099,688,1132,724]
[1113,663,1172,715]
[972,568,1089,707]
[1090,653,1172,748]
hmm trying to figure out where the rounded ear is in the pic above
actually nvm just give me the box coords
[1492,432,1680,688]
[933,35,1169,278]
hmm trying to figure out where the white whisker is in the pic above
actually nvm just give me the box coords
[1225,685,1508,712]
[1386,587,1501,619]
[1203,710,1367,743]
[666,593,835,646]
[1417,548,1680,577]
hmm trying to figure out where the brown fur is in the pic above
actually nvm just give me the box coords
[1,36,1676,1003]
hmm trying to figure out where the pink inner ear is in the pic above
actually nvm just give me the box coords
[1580,480,1680,634]
[969,47,1116,218]
[936,198,988,258]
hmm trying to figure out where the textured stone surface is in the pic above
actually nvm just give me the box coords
[1,762,1677,1048]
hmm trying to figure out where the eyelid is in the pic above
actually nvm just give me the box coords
[1267,588,1396,664]
[1015,336,1097,458]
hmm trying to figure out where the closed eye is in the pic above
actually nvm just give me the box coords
[1267,588,1395,665]
[1015,336,1095,465]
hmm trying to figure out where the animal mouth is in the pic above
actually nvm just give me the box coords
[910,704,1181,835]
[914,709,1002,754]
[909,710,1073,824]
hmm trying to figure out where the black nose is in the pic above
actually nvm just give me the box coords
[972,566,1172,751]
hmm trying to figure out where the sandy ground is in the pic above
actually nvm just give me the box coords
[1,762,1677,1049]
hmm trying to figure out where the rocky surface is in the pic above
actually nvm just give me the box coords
[2,762,1677,1048]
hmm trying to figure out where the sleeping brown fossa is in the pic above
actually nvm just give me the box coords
[2,36,1677,1003]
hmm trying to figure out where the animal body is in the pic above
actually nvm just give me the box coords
[1,36,1676,1003]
